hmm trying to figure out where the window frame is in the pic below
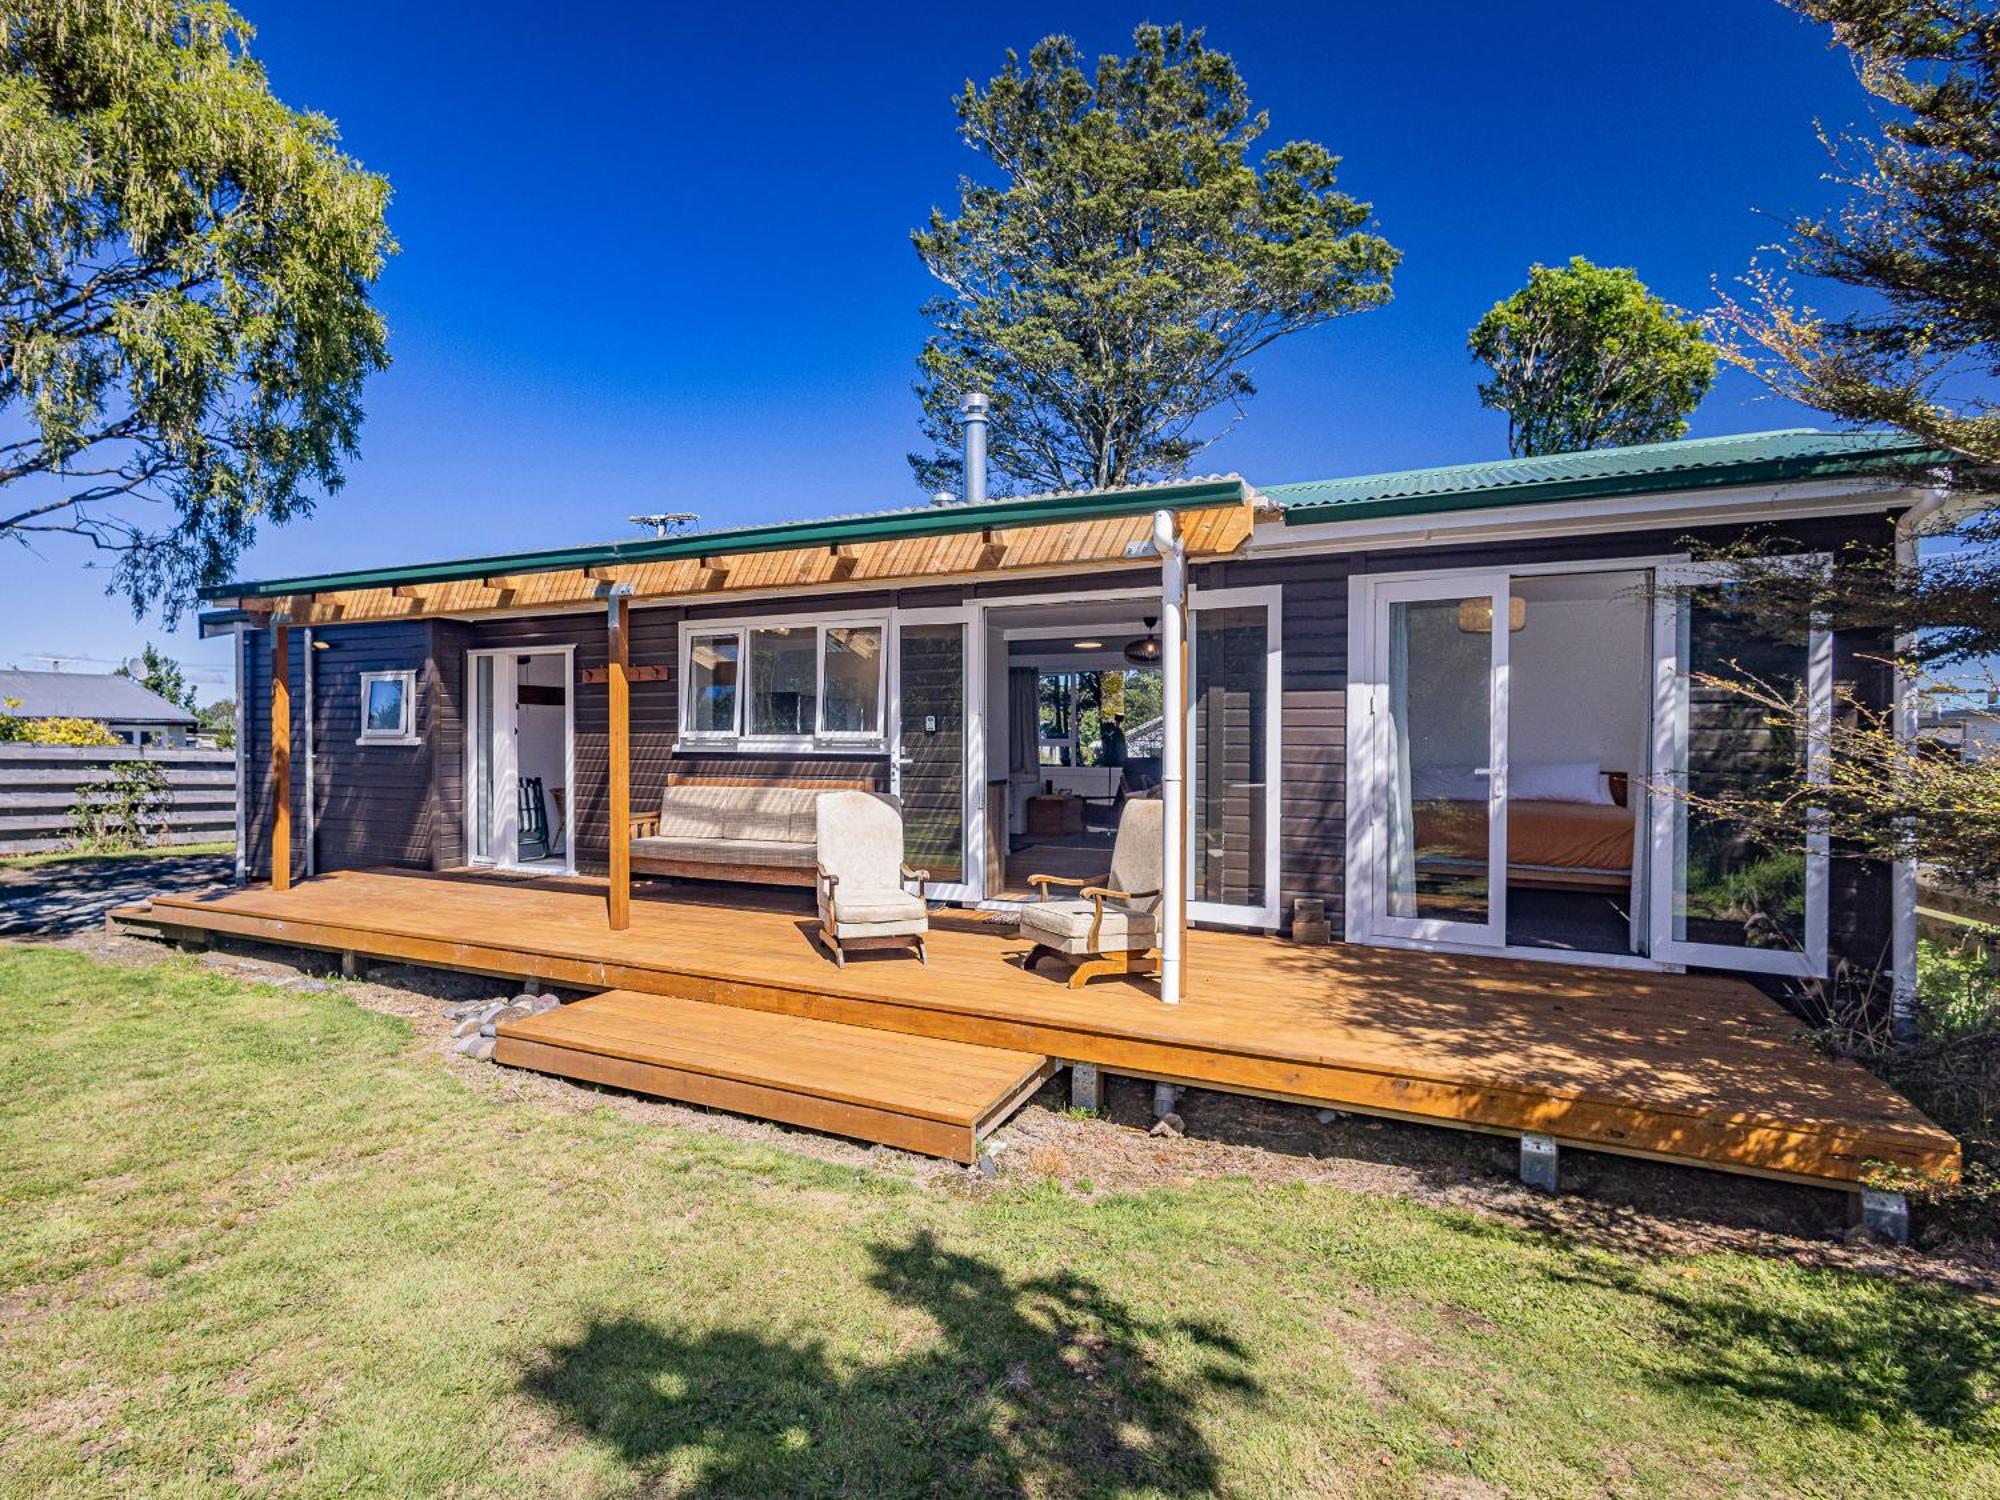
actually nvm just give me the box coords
[356,669,419,746]
[676,612,889,752]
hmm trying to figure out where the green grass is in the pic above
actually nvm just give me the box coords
[0,841,231,870]
[1,945,1995,1498]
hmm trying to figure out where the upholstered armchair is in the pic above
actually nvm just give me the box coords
[1018,797,1164,988]
[814,791,930,966]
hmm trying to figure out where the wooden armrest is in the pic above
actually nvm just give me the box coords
[816,866,839,892]
[900,863,930,899]
[1027,873,1091,899]
[1079,886,1157,902]
[629,812,659,838]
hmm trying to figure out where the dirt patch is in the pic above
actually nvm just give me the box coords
[39,927,2000,1294]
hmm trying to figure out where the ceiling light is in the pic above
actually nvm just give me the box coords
[1071,639,1104,650]
[1124,617,1162,665]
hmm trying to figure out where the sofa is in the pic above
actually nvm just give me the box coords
[629,781,832,886]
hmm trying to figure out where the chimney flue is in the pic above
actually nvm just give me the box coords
[959,391,990,507]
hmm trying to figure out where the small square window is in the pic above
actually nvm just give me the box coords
[358,670,416,743]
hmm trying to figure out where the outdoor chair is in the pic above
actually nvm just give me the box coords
[1018,797,1163,988]
[518,776,551,861]
[814,791,931,967]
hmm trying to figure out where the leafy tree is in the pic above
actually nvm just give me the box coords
[1469,257,1717,457]
[197,696,235,748]
[0,0,394,616]
[1693,0,2000,907]
[115,642,197,711]
[910,23,1398,496]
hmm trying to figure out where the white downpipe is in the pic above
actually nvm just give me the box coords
[1154,509,1188,1006]
[302,627,317,878]
[231,622,248,885]
[1890,479,1951,1040]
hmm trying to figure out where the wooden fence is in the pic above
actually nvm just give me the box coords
[0,744,237,857]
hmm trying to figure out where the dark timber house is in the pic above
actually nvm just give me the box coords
[119,425,1963,1228]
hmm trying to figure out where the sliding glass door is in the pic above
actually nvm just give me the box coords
[891,608,983,902]
[1188,587,1282,928]
[1358,573,1512,948]
[1649,563,1829,976]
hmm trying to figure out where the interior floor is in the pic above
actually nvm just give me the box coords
[997,841,1113,901]
[1505,887,1634,954]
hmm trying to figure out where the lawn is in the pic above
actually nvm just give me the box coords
[0,841,232,871]
[1,945,1995,1498]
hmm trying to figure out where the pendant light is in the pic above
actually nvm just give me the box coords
[1124,616,1163,665]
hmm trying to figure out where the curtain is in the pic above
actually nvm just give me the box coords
[1008,668,1039,775]
[1385,606,1417,918]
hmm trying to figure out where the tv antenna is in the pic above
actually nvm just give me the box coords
[630,512,699,539]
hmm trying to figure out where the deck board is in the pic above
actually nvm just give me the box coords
[490,990,1051,1161]
[113,868,1963,1186]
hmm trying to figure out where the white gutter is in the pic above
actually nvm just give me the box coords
[1890,477,1953,1040]
[1153,509,1188,1006]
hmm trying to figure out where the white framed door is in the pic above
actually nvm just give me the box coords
[465,646,575,873]
[1648,562,1830,977]
[888,606,985,903]
[1351,572,1512,949]
[1186,584,1283,929]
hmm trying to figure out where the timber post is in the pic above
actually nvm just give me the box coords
[606,588,632,931]
[271,619,291,892]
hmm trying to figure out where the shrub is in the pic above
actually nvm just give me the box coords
[0,698,117,745]
[65,760,170,853]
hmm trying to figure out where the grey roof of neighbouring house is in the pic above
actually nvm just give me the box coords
[1265,429,1946,524]
[0,669,196,725]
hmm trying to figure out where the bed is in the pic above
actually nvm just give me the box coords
[1407,763,1638,894]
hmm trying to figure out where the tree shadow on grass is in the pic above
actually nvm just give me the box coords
[521,1230,1260,1496]
[1547,1251,2000,1443]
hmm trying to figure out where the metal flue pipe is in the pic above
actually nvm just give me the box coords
[1153,508,1188,1006]
[959,392,990,507]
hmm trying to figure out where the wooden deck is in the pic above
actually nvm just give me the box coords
[496,991,1052,1162]
[112,868,1962,1187]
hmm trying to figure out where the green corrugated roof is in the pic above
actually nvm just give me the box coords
[203,475,1250,602]
[1267,429,1944,524]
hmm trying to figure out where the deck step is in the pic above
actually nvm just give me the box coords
[493,989,1053,1162]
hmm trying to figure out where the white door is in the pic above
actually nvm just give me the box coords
[467,650,518,866]
[1355,573,1512,948]
[889,607,985,903]
[465,647,575,873]
[1186,585,1282,928]
[1648,562,1830,977]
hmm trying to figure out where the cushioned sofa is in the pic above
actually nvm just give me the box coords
[628,782,825,886]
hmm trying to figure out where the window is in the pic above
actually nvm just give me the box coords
[358,670,417,743]
[685,633,739,736]
[680,618,886,746]
[749,626,818,737]
[821,625,883,737]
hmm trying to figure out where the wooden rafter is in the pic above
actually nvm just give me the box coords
[223,499,1257,627]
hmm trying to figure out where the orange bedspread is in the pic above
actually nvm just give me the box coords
[1413,798,1635,876]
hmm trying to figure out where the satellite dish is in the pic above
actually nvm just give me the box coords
[126,656,148,676]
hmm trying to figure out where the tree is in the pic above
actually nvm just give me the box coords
[197,697,235,748]
[909,24,1398,496]
[0,0,394,616]
[115,641,196,710]
[1695,0,2000,905]
[1468,257,1718,458]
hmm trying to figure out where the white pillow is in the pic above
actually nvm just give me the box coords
[1511,760,1607,804]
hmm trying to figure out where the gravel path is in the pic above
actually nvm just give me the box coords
[0,852,233,936]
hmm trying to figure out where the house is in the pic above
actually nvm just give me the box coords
[0,668,198,747]
[122,419,1961,1228]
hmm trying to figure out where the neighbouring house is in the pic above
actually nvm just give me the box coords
[133,422,1962,1221]
[0,668,198,747]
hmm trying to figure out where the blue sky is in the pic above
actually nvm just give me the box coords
[2,0,1875,700]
